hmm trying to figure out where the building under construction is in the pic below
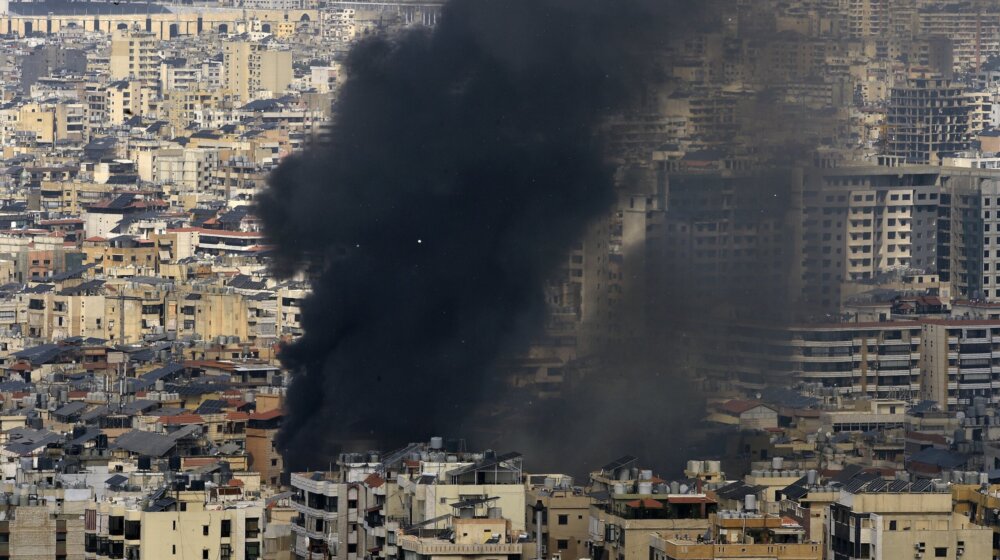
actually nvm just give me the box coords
[887,77,971,164]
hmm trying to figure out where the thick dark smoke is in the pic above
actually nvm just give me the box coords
[259,0,710,470]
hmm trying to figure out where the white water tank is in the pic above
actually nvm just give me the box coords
[637,482,653,495]
[687,461,703,475]
[613,483,625,495]
[429,437,443,450]
[744,494,756,511]
[772,457,784,470]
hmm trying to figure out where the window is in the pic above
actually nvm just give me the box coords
[172,545,176,555]
[125,521,140,540]
[557,540,569,550]
[221,545,231,560]
[246,518,259,539]
[558,514,568,525]
[202,551,209,560]
[221,520,230,537]
[889,520,896,530]
[935,548,947,557]
[347,544,358,554]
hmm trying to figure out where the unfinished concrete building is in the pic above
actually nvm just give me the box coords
[887,78,970,164]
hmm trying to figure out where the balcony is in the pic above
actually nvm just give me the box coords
[653,540,821,560]
[290,499,338,520]
[294,541,335,560]
[962,337,990,344]
[399,540,523,556]
[798,355,853,363]
[960,382,993,391]
[291,517,327,542]
[291,473,338,495]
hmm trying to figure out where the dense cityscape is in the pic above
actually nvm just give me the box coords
[12,1,1000,560]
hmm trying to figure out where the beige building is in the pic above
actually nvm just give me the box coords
[223,41,293,102]
[39,181,113,215]
[526,476,589,560]
[650,512,821,560]
[587,463,714,560]
[17,103,55,144]
[107,80,157,125]
[87,501,265,560]
[3,504,86,560]
[828,480,990,560]
[110,28,160,81]
[398,514,523,560]
[154,148,219,194]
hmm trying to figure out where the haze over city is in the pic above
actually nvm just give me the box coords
[4,1,1000,560]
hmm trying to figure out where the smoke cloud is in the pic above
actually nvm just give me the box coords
[259,0,711,470]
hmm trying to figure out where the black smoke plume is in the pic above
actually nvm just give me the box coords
[259,0,710,470]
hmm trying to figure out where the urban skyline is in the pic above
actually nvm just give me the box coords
[8,1,1000,560]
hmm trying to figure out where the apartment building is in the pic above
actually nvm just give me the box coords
[697,317,1000,408]
[110,28,160,82]
[525,475,589,560]
[921,320,1000,408]
[952,483,1000,559]
[39,181,112,215]
[649,512,821,560]
[828,478,990,560]
[289,460,380,560]
[245,409,282,487]
[153,148,219,194]
[223,41,292,102]
[397,509,523,560]
[587,458,715,560]
[792,166,1000,311]
[86,500,265,560]
[886,78,970,164]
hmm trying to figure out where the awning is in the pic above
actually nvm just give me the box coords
[624,498,663,509]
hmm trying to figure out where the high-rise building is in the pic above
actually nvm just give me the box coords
[887,78,971,164]
[223,41,292,102]
[110,28,160,82]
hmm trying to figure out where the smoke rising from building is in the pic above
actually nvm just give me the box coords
[260,0,711,470]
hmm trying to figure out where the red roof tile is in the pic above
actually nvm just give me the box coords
[160,414,204,425]
[718,399,771,415]
[249,409,283,421]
